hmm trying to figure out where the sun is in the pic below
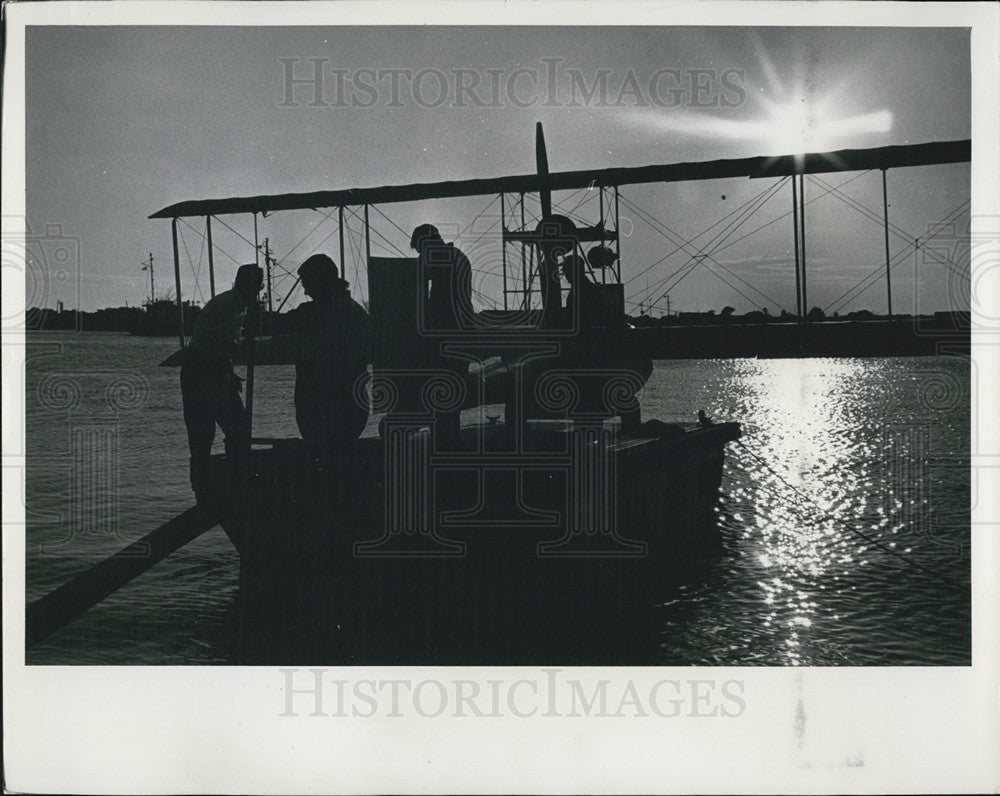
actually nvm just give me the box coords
[767,100,827,156]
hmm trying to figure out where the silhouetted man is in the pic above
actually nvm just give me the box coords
[409,225,474,446]
[409,224,473,332]
[288,254,371,452]
[181,263,262,503]
[561,250,603,330]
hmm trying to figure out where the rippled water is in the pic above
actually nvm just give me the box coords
[23,333,970,665]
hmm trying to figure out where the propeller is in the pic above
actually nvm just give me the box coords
[536,122,552,219]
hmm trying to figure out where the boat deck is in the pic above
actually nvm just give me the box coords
[203,419,740,664]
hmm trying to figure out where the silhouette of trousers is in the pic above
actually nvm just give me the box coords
[180,349,248,498]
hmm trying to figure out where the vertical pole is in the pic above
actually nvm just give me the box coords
[599,188,606,284]
[253,213,260,266]
[500,193,508,311]
[364,204,371,264]
[520,193,528,309]
[205,216,216,298]
[792,176,802,318]
[614,186,622,282]
[338,206,346,275]
[147,253,155,304]
[882,169,893,321]
[265,237,273,315]
[171,218,185,348]
[799,174,808,320]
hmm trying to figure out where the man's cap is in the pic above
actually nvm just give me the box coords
[587,246,618,268]
[298,253,339,279]
[535,214,578,238]
[235,263,264,289]
[410,224,443,250]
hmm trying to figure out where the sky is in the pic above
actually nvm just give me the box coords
[24,25,971,315]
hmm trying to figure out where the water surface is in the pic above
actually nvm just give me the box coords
[24,333,970,664]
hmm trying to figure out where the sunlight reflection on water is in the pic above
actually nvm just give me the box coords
[657,357,969,666]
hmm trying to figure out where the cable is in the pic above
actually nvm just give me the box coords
[211,215,257,254]
[621,182,786,308]
[623,177,786,289]
[808,173,970,274]
[176,222,204,304]
[621,186,789,312]
[707,170,875,260]
[823,199,971,314]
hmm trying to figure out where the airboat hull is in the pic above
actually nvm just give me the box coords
[203,420,740,664]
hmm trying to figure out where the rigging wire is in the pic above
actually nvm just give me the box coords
[620,179,788,309]
[806,174,971,277]
[809,172,953,253]
[822,199,971,315]
[176,223,204,305]
[629,170,877,313]
[344,205,406,257]
[179,218,242,268]
[622,177,787,290]
[211,215,258,255]
[281,207,345,263]
[627,196,789,312]
[706,169,875,261]
[455,194,500,242]
[621,181,790,312]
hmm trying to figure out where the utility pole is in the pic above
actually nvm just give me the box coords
[263,237,274,316]
[140,253,155,304]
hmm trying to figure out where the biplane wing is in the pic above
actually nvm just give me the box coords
[150,138,969,220]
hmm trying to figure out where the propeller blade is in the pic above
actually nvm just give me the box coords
[536,122,551,219]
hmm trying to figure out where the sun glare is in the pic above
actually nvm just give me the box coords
[627,35,896,159]
[763,100,894,157]
[768,101,824,156]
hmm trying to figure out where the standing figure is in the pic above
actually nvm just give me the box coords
[410,224,473,446]
[181,263,262,504]
[288,254,371,454]
[409,224,473,332]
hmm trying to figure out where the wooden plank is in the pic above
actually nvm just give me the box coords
[26,507,216,649]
